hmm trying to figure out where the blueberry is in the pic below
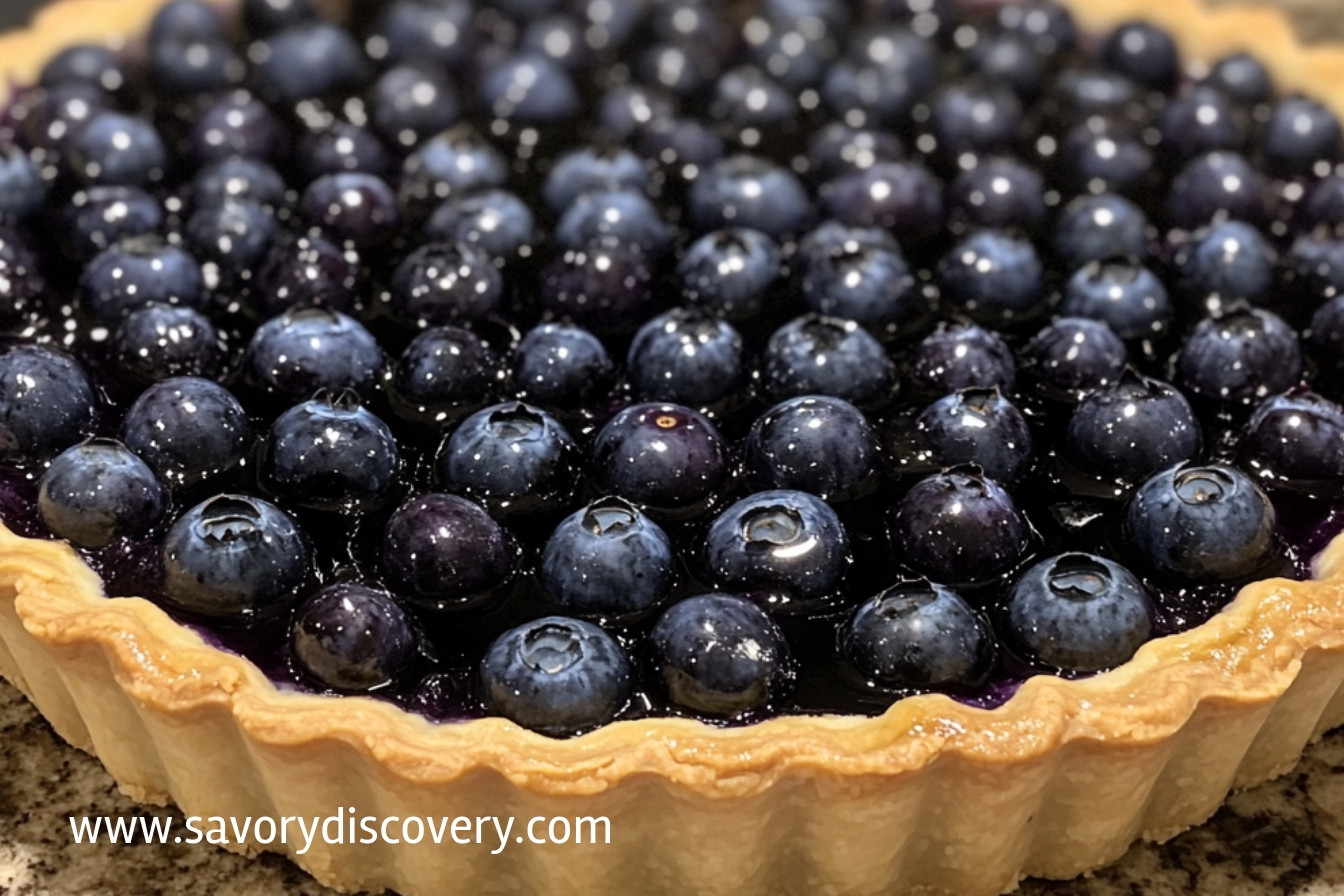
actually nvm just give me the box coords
[967,34,1046,101]
[511,323,612,410]
[741,14,836,90]
[79,237,206,323]
[539,239,655,335]
[1204,53,1274,106]
[391,326,504,422]
[818,161,944,244]
[1002,553,1153,672]
[424,189,535,261]
[541,497,677,619]
[191,156,289,212]
[590,402,731,517]
[595,84,675,141]
[298,122,392,183]
[382,492,516,613]
[121,377,252,487]
[710,66,798,133]
[65,186,164,261]
[113,304,225,384]
[21,83,107,157]
[804,123,904,183]
[0,147,47,221]
[840,580,994,691]
[796,230,921,330]
[40,44,126,95]
[702,489,851,608]
[938,230,1045,327]
[995,0,1076,55]
[371,0,475,68]
[189,91,285,163]
[1064,370,1201,488]
[1098,21,1178,91]
[1174,220,1277,314]
[676,228,781,321]
[246,308,384,402]
[685,155,811,238]
[1262,97,1342,177]
[1125,463,1276,579]
[626,308,745,408]
[390,242,503,327]
[437,402,580,516]
[399,126,510,216]
[292,583,417,693]
[301,173,400,248]
[38,439,164,549]
[649,594,793,717]
[744,395,879,501]
[162,494,311,620]
[1060,258,1172,341]
[68,111,166,187]
[480,617,633,737]
[1052,193,1150,270]
[1048,68,1143,128]
[242,0,316,35]
[929,85,1023,163]
[185,198,278,284]
[149,0,226,44]
[0,229,44,325]
[1055,120,1153,195]
[478,53,581,126]
[1167,151,1270,231]
[1241,388,1344,496]
[263,393,401,513]
[1174,307,1303,406]
[256,234,362,316]
[636,117,727,178]
[1302,176,1344,230]
[253,21,370,105]
[889,470,1033,587]
[822,28,938,126]
[947,157,1048,233]
[762,314,895,407]
[0,345,95,465]
[150,35,244,95]
[908,321,1016,397]
[1157,86,1242,160]
[1021,317,1128,400]
[524,15,597,73]
[915,388,1033,484]
[555,189,670,257]
[367,64,461,150]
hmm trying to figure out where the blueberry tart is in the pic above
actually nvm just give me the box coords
[4,0,1344,894]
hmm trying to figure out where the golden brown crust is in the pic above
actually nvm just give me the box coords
[4,1,1344,894]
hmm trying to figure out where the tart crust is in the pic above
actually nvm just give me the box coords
[5,1,1344,894]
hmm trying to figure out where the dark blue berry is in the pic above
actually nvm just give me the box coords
[840,580,993,690]
[710,66,797,134]
[796,229,921,330]
[1241,388,1344,496]
[0,147,47,221]
[1052,193,1150,270]
[185,198,279,284]
[937,230,1045,326]
[1175,220,1277,314]
[149,0,226,44]
[480,616,632,737]
[511,323,612,410]
[929,85,1023,163]
[368,64,461,150]
[590,402,731,517]
[65,186,163,261]
[150,36,244,95]
[0,345,95,465]
[382,493,516,613]
[996,0,1076,55]
[68,111,166,187]
[947,157,1048,233]
[762,314,895,407]
[889,470,1033,587]
[113,304,225,384]
[1158,86,1243,160]
[626,308,745,408]
[191,156,289,211]
[1065,370,1201,489]
[246,308,384,402]
[40,44,126,95]
[1263,97,1342,177]
[1060,258,1172,341]
[1098,21,1178,92]
[371,0,475,68]
[1003,553,1153,671]
[1204,53,1274,106]
[263,394,401,513]
[189,91,285,163]
[649,594,793,716]
[703,489,852,609]
[915,388,1033,484]
[390,242,503,327]
[0,229,44,325]
[1021,317,1128,400]
[818,161,944,244]
[595,84,675,141]
[805,123,903,183]
[676,228,781,321]
[1167,152,1270,231]
[822,27,938,126]
[79,237,205,323]
[479,53,581,126]
[1125,463,1276,579]
[399,126,509,216]
[685,155,811,238]
[292,583,417,693]
[967,34,1046,101]
[253,21,370,105]
[38,439,164,548]
[539,239,655,335]
[298,122,391,183]
[744,395,878,501]
[908,321,1016,396]
[437,402,580,516]
[1055,120,1153,195]
[162,494,311,620]
[1174,307,1302,406]
[555,189,671,256]
[301,173,400,248]
[256,234,361,316]
[391,326,504,422]
[242,0,316,35]
[424,189,535,261]
[121,377,252,487]
[541,497,677,619]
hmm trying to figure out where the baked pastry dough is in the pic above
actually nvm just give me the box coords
[3,1,1344,894]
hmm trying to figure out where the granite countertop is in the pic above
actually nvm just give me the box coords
[6,0,1344,894]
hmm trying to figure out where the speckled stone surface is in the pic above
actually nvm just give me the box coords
[5,0,1344,894]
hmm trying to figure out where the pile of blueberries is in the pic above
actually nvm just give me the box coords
[1,0,1343,737]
